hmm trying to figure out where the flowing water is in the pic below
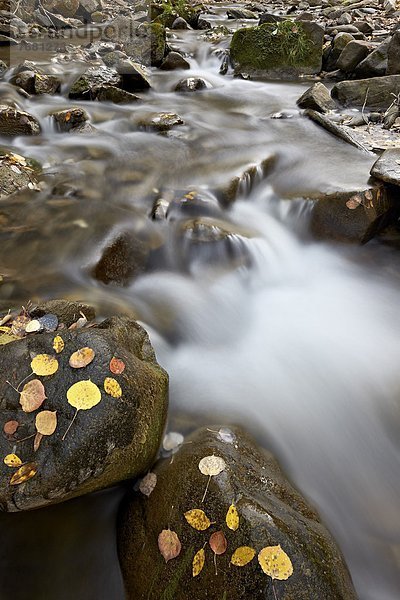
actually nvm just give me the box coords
[1,15,400,600]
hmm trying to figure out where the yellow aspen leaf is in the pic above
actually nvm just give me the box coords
[20,379,47,413]
[10,462,37,485]
[35,410,57,436]
[69,347,95,369]
[158,529,181,562]
[104,377,122,399]
[231,546,256,567]
[258,545,293,581]
[4,453,22,468]
[226,503,239,531]
[192,548,205,577]
[184,509,211,531]
[53,335,65,354]
[0,332,19,345]
[63,380,102,440]
[31,354,59,376]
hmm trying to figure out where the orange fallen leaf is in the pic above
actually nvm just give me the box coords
[209,531,227,556]
[158,529,181,563]
[110,357,125,374]
[3,420,19,436]
[69,347,95,369]
[20,379,47,413]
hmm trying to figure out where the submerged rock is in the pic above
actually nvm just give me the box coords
[230,20,324,79]
[118,426,357,600]
[0,303,168,511]
[92,231,150,286]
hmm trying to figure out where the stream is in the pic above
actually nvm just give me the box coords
[1,9,400,600]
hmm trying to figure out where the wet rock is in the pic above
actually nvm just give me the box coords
[42,0,79,17]
[138,112,185,132]
[104,17,166,67]
[172,16,191,29]
[310,185,392,243]
[117,59,151,92]
[0,59,7,76]
[175,77,209,92]
[0,105,40,136]
[332,75,400,111]
[354,38,390,78]
[118,426,357,600]
[387,31,400,75]
[31,300,95,327]
[160,51,190,71]
[227,7,258,19]
[102,50,128,67]
[336,40,370,73]
[0,305,168,511]
[304,109,367,152]
[383,104,400,129]
[370,148,400,186]
[10,62,61,95]
[68,66,121,100]
[51,107,90,133]
[92,231,149,286]
[230,20,324,79]
[78,0,103,20]
[258,13,286,25]
[297,82,335,113]
[0,152,39,197]
[96,86,141,104]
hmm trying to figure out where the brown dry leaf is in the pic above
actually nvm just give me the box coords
[209,531,227,555]
[31,354,59,376]
[53,335,65,354]
[11,315,30,337]
[109,357,126,375]
[226,503,239,531]
[158,529,181,563]
[231,546,256,567]
[184,509,211,531]
[258,545,293,581]
[69,347,95,369]
[104,377,122,399]
[3,420,19,436]
[346,196,362,210]
[4,453,22,468]
[139,472,157,497]
[192,548,205,577]
[20,379,47,413]
[34,432,44,452]
[10,462,37,485]
[35,410,57,436]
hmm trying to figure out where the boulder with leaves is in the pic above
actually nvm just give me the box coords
[118,426,356,600]
[0,301,168,511]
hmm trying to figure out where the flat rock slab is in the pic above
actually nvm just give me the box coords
[370,148,400,185]
[0,305,168,511]
[118,426,357,600]
[332,75,400,111]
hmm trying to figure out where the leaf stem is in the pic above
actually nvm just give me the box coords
[202,475,211,503]
[62,409,78,441]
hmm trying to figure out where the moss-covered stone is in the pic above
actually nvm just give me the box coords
[230,20,324,79]
[118,426,357,600]
[0,304,168,511]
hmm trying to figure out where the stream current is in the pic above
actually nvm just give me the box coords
[0,14,400,600]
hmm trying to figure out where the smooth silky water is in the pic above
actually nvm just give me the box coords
[0,24,399,600]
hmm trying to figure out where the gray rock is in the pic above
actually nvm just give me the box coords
[103,17,166,67]
[338,11,352,25]
[138,112,185,132]
[51,107,90,133]
[387,32,400,75]
[383,104,400,129]
[175,77,209,92]
[10,62,61,95]
[0,105,40,136]
[297,82,335,112]
[92,231,150,286]
[258,12,286,25]
[117,60,151,92]
[353,20,373,35]
[333,32,355,54]
[171,16,191,29]
[227,7,258,19]
[160,51,190,71]
[68,66,121,100]
[0,152,39,197]
[41,0,79,17]
[336,40,371,73]
[370,148,400,186]
[332,75,400,111]
[118,426,357,600]
[96,86,141,104]
[102,50,128,67]
[354,38,390,78]
[0,305,168,511]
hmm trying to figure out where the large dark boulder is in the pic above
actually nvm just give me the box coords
[230,20,324,79]
[118,426,357,600]
[0,302,168,511]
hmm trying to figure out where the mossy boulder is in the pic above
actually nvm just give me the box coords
[118,426,357,600]
[0,303,168,511]
[230,20,324,79]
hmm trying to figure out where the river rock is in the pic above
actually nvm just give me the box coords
[387,31,400,75]
[0,152,39,197]
[69,66,121,100]
[138,112,185,132]
[103,17,166,67]
[230,20,324,79]
[0,304,168,511]
[310,185,392,243]
[96,86,141,104]
[172,16,191,29]
[0,105,40,136]
[227,7,258,19]
[332,75,400,111]
[370,149,400,186]
[175,77,209,92]
[160,51,190,71]
[336,40,370,73]
[116,60,151,92]
[354,38,390,78]
[42,0,79,17]
[92,231,150,285]
[297,82,335,112]
[10,62,61,95]
[118,426,357,600]
[51,107,90,133]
